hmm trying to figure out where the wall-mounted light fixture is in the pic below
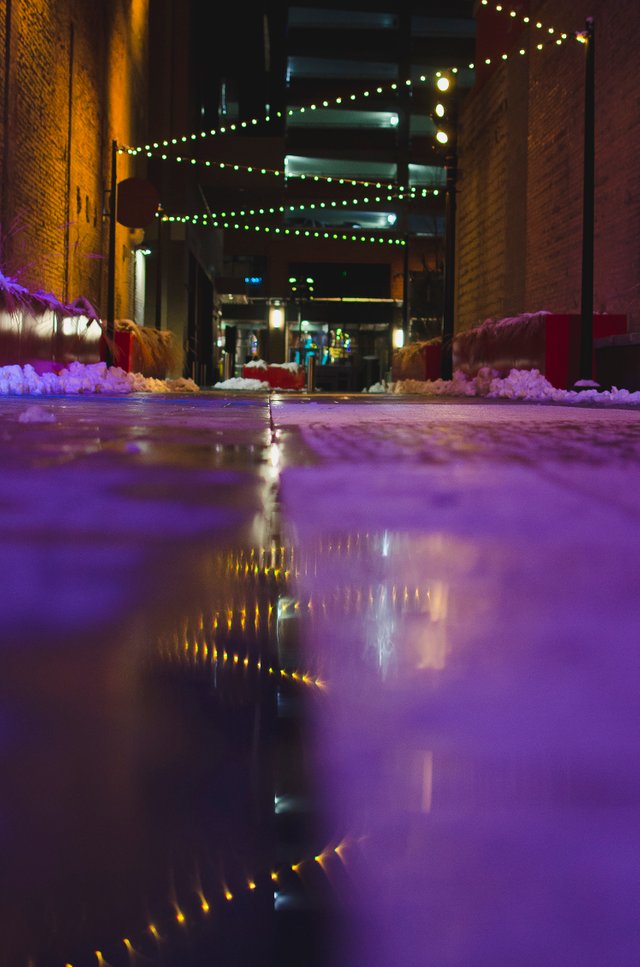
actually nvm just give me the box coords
[269,304,284,329]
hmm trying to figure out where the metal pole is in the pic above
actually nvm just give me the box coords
[440,149,457,379]
[306,353,316,392]
[105,138,118,367]
[579,17,595,381]
[155,215,164,330]
[402,233,410,340]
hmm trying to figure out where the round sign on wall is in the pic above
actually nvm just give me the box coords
[116,178,160,228]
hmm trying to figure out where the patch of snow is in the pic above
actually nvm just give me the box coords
[244,359,268,369]
[18,405,56,423]
[0,361,200,395]
[213,376,270,390]
[392,367,640,405]
[363,381,389,394]
[268,362,301,372]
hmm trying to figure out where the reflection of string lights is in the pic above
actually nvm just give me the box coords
[157,629,326,690]
[60,840,355,967]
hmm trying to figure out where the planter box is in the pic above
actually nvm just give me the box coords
[100,330,134,371]
[242,365,305,389]
[99,329,169,378]
[391,341,442,382]
[453,313,627,389]
[594,332,640,391]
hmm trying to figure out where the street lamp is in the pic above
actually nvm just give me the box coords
[432,74,457,379]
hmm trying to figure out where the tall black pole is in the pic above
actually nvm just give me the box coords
[579,17,595,381]
[105,138,117,367]
[440,149,457,380]
[402,232,410,339]
[155,215,164,330]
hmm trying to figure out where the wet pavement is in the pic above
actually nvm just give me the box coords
[1,392,640,966]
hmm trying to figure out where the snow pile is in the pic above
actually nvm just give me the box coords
[0,361,199,395]
[392,367,640,405]
[143,376,200,393]
[18,405,57,423]
[363,381,389,393]
[244,359,268,369]
[465,310,550,334]
[268,361,301,372]
[393,369,481,397]
[213,376,270,390]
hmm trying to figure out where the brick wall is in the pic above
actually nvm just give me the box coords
[0,0,149,343]
[456,0,640,334]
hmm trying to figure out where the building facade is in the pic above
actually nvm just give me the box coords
[0,0,151,364]
[455,0,640,335]
[148,1,475,386]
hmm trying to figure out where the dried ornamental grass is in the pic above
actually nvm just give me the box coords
[102,319,184,378]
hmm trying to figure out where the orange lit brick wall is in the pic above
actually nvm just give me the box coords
[455,0,640,334]
[0,0,148,322]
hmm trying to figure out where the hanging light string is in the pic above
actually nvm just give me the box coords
[121,10,584,158]
[121,5,582,163]
[157,212,407,246]
[155,190,439,228]
[119,147,442,196]
[122,71,473,155]
[478,1,588,63]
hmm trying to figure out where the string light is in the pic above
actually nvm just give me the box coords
[479,0,573,51]
[194,189,435,224]
[124,71,477,154]
[135,148,442,197]
[119,12,586,167]
[157,212,407,246]
[61,866,311,967]
[162,190,431,230]
[158,627,326,690]
[154,186,439,241]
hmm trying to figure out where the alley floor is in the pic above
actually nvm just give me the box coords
[1,391,639,967]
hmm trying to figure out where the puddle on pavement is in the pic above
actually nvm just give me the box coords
[3,521,621,967]
[0,524,491,967]
[0,541,336,967]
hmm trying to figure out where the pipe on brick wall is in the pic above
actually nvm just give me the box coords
[63,22,75,303]
[105,139,118,366]
[1,0,13,256]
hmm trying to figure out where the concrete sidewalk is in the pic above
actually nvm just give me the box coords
[1,391,639,966]
[272,394,640,967]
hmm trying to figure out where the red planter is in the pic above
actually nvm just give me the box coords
[391,342,442,382]
[242,365,305,389]
[453,313,627,389]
